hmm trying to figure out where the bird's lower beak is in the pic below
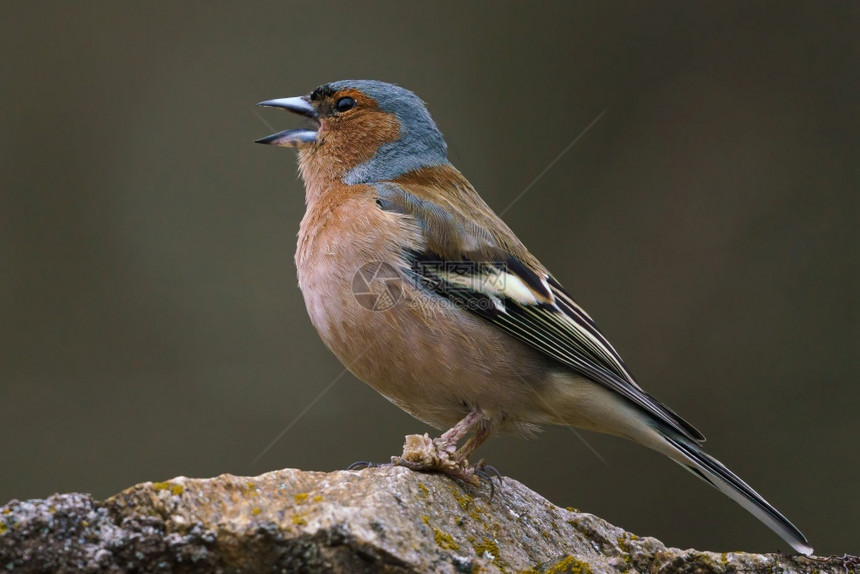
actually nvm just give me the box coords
[255,96,319,148]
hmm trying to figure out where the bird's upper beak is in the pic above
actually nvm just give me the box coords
[255,96,319,148]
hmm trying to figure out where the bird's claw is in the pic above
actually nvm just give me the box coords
[474,461,503,500]
[472,460,503,500]
[475,461,503,485]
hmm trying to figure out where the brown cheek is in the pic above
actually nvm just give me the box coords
[322,111,401,169]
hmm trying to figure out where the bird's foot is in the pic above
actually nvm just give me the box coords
[391,433,501,493]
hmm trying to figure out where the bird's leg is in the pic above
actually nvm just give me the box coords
[454,424,504,498]
[436,409,484,456]
[453,423,491,461]
[392,410,491,486]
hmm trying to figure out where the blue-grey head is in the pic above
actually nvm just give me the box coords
[256,80,450,184]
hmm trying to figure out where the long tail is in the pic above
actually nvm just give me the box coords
[659,431,813,555]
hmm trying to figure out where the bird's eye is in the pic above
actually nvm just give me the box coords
[335,97,356,113]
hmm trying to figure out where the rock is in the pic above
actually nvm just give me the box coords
[0,467,852,573]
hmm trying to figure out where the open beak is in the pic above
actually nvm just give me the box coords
[255,96,319,148]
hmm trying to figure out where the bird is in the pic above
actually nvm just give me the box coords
[255,80,812,555]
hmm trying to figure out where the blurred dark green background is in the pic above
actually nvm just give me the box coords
[1,1,857,556]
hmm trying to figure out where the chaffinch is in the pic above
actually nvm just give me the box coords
[256,80,811,555]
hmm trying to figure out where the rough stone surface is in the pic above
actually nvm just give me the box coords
[0,467,854,573]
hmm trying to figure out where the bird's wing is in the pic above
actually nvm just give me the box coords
[374,182,705,444]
